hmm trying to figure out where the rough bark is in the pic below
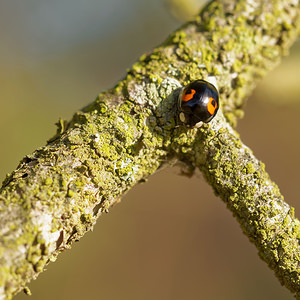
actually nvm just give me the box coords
[0,0,299,298]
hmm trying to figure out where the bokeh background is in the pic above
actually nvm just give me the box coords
[1,0,300,299]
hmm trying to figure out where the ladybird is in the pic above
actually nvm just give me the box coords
[178,79,219,128]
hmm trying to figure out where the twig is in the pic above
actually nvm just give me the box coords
[0,0,299,298]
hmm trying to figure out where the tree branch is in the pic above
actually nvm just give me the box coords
[0,0,299,299]
[173,111,300,296]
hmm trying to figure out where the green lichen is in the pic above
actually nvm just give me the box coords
[179,112,300,295]
[44,177,53,186]
[1,0,300,299]
[244,162,256,174]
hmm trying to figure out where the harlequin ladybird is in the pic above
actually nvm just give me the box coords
[178,80,219,128]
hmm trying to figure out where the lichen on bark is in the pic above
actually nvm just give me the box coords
[0,0,300,299]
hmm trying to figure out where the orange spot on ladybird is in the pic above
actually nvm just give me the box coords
[182,89,196,102]
[207,97,218,115]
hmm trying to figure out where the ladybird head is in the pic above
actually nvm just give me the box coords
[178,80,219,128]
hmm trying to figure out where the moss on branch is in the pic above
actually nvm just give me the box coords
[173,111,300,296]
[0,0,300,299]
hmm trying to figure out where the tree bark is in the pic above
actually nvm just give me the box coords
[0,0,299,298]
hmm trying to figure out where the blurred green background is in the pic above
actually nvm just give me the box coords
[1,1,300,299]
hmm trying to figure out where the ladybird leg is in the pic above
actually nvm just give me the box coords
[194,121,203,128]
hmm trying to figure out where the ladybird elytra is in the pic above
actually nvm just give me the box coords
[178,79,219,127]
[182,89,196,102]
[207,97,218,115]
